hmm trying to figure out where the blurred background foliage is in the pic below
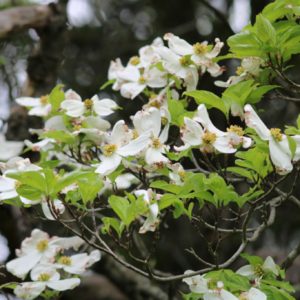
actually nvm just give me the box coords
[1,0,300,299]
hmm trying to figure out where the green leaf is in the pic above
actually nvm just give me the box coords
[262,279,295,293]
[48,84,65,112]
[167,98,187,126]
[100,79,116,90]
[101,217,125,238]
[255,14,277,45]
[150,180,182,194]
[7,171,47,193]
[185,90,227,116]
[261,284,295,300]
[240,253,264,266]
[227,31,264,58]
[78,173,103,203]
[287,136,297,159]
[16,184,43,200]
[41,130,75,144]
[109,195,131,226]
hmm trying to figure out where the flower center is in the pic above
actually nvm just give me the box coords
[193,42,208,55]
[178,170,186,180]
[40,95,49,105]
[236,66,245,76]
[132,129,139,139]
[84,99,94,109]
[152,137,162,149]
[14,180,22,189]
[202,131,217,145]
[254,264,264,276]
[270,128,282,142]
[149,100,161,109]
[58,256,72,266]
[129,56,140,65]
[103,144,117,156]
[139,76,146,84]
[179,56,192,67]
[207,279,218,290]
[36,239,49,252]
[38,273,51,282]
[227,125,244,136]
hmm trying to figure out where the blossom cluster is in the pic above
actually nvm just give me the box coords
[183,257,278,300]
[6,229,100,300]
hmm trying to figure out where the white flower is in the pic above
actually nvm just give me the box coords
[237,256,278,279]
[155,45,199,91]
[0,134,23,161]
[6,229,84,279]
[108,58,125,91]
[0,176,21,201]
[24,139,55,152]
[61,90,117,118]
[168,163,185,185]
[182,270,209,294]
[138,37,164,67]
[239,288,267,300]
[0,233,9,263]
[16,95,52,117]
[14,264,80,300]
[116,64,167,99]
[244,104,294,174]
[0,157,41,174]
[164,33,224,77]
[132,107,170,165]
[175,104,251,153]
[215,57,263,88]
[95,120,150,175]
[134,189,160,233]
[54,250,101,274]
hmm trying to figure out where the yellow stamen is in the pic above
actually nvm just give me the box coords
[139,76,146,84]
[227,125,244,136]
[58,256,72,266]
[36,240,49,252]
[236,66,244,76]
[129,56,140,66]
[152,138,162,149]
[193,42,208,55]
[40,95,49,105]
[178,170,186,180]
[38,273,51,282]
[270,128,283,142]
[202,131,217,145]
[254,265,264,276]
[149,100,161,109]
[132,129,139,140]
[103,144,117,156]
[84,99,93,109]
[179,56,192,67]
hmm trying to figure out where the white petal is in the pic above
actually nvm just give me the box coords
[0,176,16,192]
[195,104,225,136]
[91,96,117,116]
[181,117,203,147]
[85,116,111,131]
[164,33,193,56]
[95,154,122,175]
[145,67,168,88]
[16,97,40,107]
[6,252,41,279]
[28,104,52,117]
[213,136,237,154]
[65,89,82,101]
[45,116,67,131]
[220,289,239,300]
[244,105,270,140]
[118,133,150,157]
[120,82,146,99]
[247,288,267,300]
[263,256,279,276]
[269,139,293,175]
[51,236,84,250]
[236,265,254,277]
[14,282,46,300]
[30,264,59,281]
[117,64,140,82]
[61,100,85,117]
[47,278,80,291]
[145,147,169,165]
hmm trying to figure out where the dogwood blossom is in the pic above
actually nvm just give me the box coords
[236,256,279,279]
[239,288,267,300]
[164,33,224,77]
[14,264,80,300]
[6,229,84,279]
[215,57,264,88]
[244,104,298,174]
[95,120,150,175]
[176,104,251,153]
[60,89,117,118]
[16,95,52,117]
[132,107,170,165]
[134,189,160,233]
[54,250,100,274]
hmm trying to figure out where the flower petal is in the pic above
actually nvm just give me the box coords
[47,278,81,291]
